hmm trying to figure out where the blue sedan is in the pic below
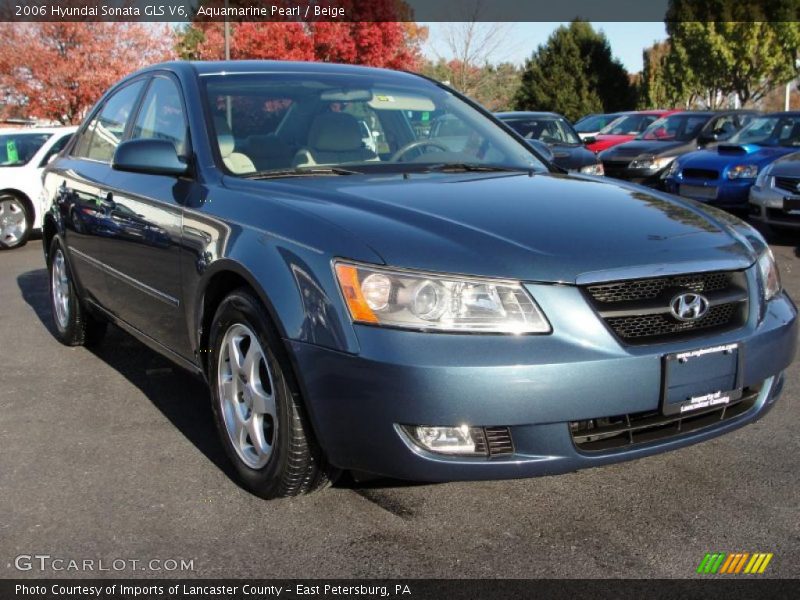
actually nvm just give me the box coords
[664,112,800,209]
[40,61,796,498]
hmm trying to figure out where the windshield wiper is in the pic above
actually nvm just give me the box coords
[246,166,362,179]
[418,163,530,173]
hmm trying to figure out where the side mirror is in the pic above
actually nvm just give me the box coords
[526,138,555,163]
[698,132,720,145]
[112,139,188,177]
[583,136,597,145]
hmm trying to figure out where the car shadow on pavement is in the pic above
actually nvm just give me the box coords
[16,268,241,487]
[17,268,423,496]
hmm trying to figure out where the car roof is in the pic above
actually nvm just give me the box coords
[764,111,800,117]
[0,126,77,134]
[141,60,428,84]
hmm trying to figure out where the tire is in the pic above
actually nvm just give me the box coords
[0,193,31,250]
[47,238,107,346]
[208,288,333,498]
[767,224,797,237]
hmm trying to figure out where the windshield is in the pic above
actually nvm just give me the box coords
[599,114,659,136]
[202,72,544,177]
[502,117,581,145]
[728,115,800,147]
[0,132,52,166]
[639,114,710,142]
[574,114,615,133]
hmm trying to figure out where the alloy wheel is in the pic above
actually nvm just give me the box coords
[217,323,277,469]
[0,197,28,247]
[51,248,70,330]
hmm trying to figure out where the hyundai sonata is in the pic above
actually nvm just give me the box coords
[42,62,796,498]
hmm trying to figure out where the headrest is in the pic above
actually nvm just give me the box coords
[215,117,235,158]
[308,113,364,152]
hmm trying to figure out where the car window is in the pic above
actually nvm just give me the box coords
[574,114,613,133]
[504,118,581,144]
[132,76,188,156]
[710,115,738,137]
[39,133,72,167]
[599,114,657,136]
[640,114,710,142]
[74,80,145,162]
[203,73,544,176]
[729,115,800,147]
[0,132,51,167]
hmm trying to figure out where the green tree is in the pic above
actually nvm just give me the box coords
[665,1,800,107]
[514,21,635,121]
[638,40,700,109]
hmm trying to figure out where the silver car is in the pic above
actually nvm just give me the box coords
[750,151,800,231]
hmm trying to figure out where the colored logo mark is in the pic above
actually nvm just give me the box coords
[696,552,773,574]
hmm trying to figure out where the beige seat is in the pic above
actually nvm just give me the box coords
[293,113,378,167]
[215,118,256,175]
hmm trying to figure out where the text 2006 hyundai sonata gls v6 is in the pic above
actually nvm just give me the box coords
[42,62,796,499]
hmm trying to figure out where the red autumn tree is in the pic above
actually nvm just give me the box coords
[0,23,173,124]
[180,0,425,70]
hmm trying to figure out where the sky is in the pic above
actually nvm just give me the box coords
[422,22,668,73]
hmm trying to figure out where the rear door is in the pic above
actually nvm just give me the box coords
[47,79,147,309]
[98,73,193,357]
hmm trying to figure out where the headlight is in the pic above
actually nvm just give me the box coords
[334,262,551,334]
[628,156,675,171]
[754,165,774,189]
[757,249,781,301]
[665,159,682,178]
[727,164,759,180]
[578,163,604,176]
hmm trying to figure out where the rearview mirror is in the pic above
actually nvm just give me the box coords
[583,136,597,145]
[698,132,720,145]
[112,139,188,177]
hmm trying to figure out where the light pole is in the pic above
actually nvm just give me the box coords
[786,59,800,111]
[224,0,230,60]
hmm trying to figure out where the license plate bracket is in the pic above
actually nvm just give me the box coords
[661,343,743,416]
[783,197,800,212]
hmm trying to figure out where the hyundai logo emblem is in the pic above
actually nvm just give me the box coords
[670,292,710,322]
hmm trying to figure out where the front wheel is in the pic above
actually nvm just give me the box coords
[208,289,333,498]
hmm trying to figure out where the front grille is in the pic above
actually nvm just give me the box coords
[775,176,800,194]
[583,270,748,344]
[586,272,732,303]
[606,303,736,340]
[682,168,719,180]
[570,386,760,452]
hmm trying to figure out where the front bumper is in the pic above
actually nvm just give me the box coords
[750,185,800,228]
[289,283,797,482]
[664,177,752,208]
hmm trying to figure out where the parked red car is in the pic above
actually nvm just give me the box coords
[586,110,678,153]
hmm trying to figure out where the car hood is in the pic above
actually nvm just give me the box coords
[547,144,599,170]
[677,144,797,170]
[769,151,800,177]
[235,173,760,284]
[600,139,692,161]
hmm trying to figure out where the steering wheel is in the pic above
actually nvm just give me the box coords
[390,140,449,162]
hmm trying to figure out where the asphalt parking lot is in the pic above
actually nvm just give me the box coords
[1,228,799,580]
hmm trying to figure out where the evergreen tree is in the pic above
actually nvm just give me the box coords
[514,21,634,122]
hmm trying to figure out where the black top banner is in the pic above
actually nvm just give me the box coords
[2,0,800,23]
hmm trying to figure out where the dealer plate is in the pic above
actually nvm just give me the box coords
[661,343,743,416]
[680,184,718,200]
[782,196,800,212]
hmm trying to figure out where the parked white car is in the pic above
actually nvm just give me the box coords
[0,127,76,249]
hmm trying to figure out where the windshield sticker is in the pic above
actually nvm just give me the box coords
[6,140,18,163]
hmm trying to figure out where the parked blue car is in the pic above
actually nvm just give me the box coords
[664,112,800,209]
[41,61,797,499]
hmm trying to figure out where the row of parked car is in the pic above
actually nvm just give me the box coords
[1,103,800,251]
[494,108,800,233]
